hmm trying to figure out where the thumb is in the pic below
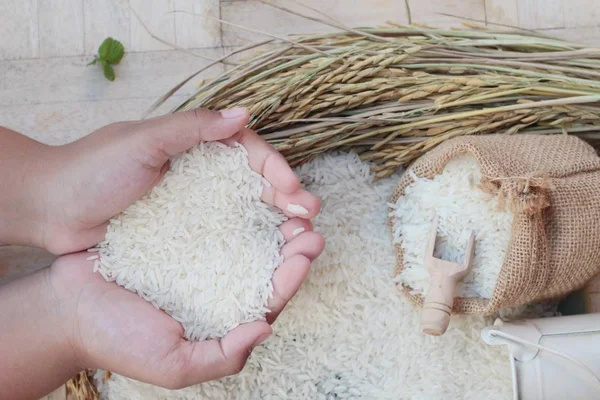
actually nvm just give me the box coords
[136,107,250,169]
[165,322,272,388]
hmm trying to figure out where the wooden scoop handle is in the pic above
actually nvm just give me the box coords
[420,217,475,336]
[421,272,458,336]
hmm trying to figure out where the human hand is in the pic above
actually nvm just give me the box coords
[47,108,323,387]
[0,107,326,397]
[49,213,324,388]
[0,217,324,399]
[28,107,320,255]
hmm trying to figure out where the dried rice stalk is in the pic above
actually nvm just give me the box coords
[150,26,600,178]
[66,370,98,400]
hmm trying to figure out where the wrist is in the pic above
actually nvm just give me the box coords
[0,127,54,250]
[0,267,83,399]
[47,258,91,370]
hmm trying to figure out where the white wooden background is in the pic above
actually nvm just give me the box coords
[1,0,599,399]
[2,0,600,145]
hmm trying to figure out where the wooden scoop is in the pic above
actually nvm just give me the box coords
[421,216,475,336]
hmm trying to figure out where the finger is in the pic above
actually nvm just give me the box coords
[278,218,313,241]
[223,128,300,194]
[266,254,311,324]
[136,108,250,169]
[169,321,272,387]
[261,186,321,219]
[280,231,325,261]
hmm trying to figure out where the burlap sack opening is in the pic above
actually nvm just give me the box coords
[389,134,600,315]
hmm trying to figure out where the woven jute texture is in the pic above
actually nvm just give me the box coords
[390,134,600,315]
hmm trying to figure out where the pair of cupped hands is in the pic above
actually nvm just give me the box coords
[0,108,324,397]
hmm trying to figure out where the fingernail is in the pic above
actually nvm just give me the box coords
[252,333,271,348]
[292,227,305,236]
[287,203,309,216]
[220,107,248,119]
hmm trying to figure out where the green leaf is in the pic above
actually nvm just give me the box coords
[98,37,124,65]
[102,61,115,81]
[87,58,98,66]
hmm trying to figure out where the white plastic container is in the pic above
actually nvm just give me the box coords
[481,314,600,400]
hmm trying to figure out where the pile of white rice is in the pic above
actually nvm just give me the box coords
[390,155,514,299]
[96,152,514,400]
[92,142,286,341]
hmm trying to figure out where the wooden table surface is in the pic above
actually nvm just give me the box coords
[1,0,599,399]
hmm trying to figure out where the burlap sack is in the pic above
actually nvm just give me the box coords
[390,134,600,315]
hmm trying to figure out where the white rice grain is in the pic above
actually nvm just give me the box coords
[93,142,287,341]
[391,155,513,299]
[99,152,513,400]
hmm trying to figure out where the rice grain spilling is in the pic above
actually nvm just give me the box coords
[93,142,286,341]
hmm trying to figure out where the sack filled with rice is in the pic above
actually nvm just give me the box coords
[389,134,600,315]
